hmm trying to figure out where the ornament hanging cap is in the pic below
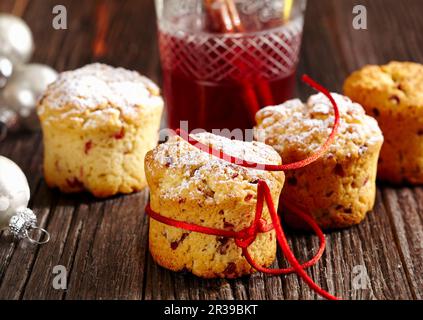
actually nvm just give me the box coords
[8,208,50,244]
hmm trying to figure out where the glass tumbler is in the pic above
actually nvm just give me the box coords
[155,0,307,132]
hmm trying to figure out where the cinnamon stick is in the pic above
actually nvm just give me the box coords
[204,0,275,123]
[205,0,235,33]
[224,0,244,32]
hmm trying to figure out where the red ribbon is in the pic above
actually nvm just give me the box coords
[146,75,341,300]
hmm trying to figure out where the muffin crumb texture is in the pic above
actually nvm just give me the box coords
[255,93,383,229]
[38,63,163,197]
[145,132,285,278]
[344,61,423,184]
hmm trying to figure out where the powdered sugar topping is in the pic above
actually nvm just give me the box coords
[255,93,383,158]
[37,63,163,125]
[150,132,283,202]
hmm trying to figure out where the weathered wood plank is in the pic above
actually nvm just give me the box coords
[21,0,154,300]
[0,0,96,300]
[293,0,422,300]
[383,188,423,299]
[63,192,148,299]
[0,133,45,299]
[0,0,422,300]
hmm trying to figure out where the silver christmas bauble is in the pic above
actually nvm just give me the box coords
[0,156,50,244]
[0,156,30,229]
[2,63,58,130]
[0,14,34,65]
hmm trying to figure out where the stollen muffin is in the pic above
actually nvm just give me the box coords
[344,61,423,184]
[145,132,285,278]
[255,93,384,229]
[37,63,163,198]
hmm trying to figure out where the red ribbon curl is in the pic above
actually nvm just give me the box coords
[146,75,341,300]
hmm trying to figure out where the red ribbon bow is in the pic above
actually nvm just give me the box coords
[146,75,341,300]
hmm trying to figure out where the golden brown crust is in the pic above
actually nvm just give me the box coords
[281,145,380,229]
[255,93,383,229]
[344,61,423,184]
[145,132,285,278]
[37,63,163,130]
[38,63,164,197]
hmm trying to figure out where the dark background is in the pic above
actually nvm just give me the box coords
[0,0,422,300]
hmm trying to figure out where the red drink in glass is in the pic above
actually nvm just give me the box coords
[157,3,305,132]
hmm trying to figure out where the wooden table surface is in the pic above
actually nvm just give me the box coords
[0,0,422,300]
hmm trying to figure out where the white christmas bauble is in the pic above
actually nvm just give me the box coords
[0,14,34,65]
[2,63,58,130]
[0,156,30,229]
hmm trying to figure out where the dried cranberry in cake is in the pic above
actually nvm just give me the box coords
[84,141,93,154]
[113,127,125,140]
[66,177,84,189]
